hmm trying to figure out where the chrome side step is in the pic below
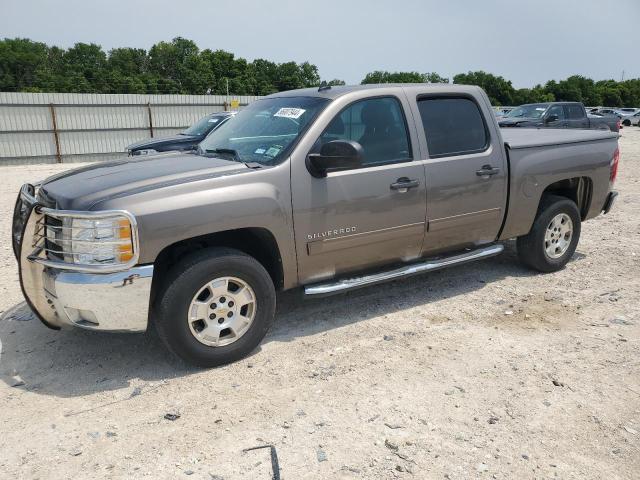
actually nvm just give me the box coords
[304,244,504,297]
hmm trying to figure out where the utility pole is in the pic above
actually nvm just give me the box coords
[224,78,230,111]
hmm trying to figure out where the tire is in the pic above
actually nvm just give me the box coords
[622,119,631,127]
[154,247,276,367]
[516,195,581,273]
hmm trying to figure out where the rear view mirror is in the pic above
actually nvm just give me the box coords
[306,140,364,178]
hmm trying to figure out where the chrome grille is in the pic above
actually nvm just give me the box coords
[44,215,64,261]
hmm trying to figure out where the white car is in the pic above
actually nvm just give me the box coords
[595,108,637,125]
[623,111,640,127]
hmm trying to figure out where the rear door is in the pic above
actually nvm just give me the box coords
[565,104,589,129]
[408,93,508,254]
[290,94,427,284]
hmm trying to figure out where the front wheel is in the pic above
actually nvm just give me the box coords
[516,195,581,273]
[622,119,631,127]
[154,247,276,367]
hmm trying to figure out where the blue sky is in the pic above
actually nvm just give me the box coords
[2,0,638,87]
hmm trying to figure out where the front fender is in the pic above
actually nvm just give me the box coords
[92,163,297,288]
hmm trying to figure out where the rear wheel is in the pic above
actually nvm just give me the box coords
[154,247,276,367]
[517,195,581,272]
[622,119,631,127]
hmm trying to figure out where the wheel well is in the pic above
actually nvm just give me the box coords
[540,177,592,219]
[152,228,285,294]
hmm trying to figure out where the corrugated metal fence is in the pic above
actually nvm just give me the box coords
[0,92,261,165]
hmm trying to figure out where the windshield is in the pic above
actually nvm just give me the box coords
[183,114,228,136]
[506,104,549,119]
[198,96,330,165]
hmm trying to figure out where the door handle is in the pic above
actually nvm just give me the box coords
[390,177,420,191]
[476,165,500,177]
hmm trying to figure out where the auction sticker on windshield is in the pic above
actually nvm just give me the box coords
[274,108,306,119]
[264,145,282,157]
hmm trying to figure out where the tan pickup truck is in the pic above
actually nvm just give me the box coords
[13,84,619,366]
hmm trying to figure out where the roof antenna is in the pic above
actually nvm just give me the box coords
[318,81,331,92]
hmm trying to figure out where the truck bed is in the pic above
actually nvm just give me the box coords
[501,128,618,149]
[499,127,618,241]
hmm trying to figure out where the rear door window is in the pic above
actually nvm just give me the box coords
[417,97,488,158]
[565,104,584,119]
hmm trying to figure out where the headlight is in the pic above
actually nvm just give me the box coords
[41,211,138,270]
[68,216,135,265]
[133,149,157,156]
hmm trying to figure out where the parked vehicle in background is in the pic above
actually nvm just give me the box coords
[13,84,620,367]
[586,107,638,122]
[494,107,514,118]
[619,110,640,127]
[623,111,640,126]
[499,102,620,132]
[127,111,236,155]
[595,108,633,120]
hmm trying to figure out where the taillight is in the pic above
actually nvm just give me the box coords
[617,120,621,130]
[610,146,620,183]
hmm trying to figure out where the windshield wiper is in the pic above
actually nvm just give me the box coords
[205,148,240,161]
[200,149,265,169]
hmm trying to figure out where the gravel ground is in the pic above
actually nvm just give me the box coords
[1,129,639,480]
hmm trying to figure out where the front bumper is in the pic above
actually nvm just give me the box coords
[36,265,153,332]
[15,190,152,332]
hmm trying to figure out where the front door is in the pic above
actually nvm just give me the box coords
[291,95,427,284]
[544,103,568,128]
[410,95,508,254]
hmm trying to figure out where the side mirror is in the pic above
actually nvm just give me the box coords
[545,114,559,123]
[306,140,364,178]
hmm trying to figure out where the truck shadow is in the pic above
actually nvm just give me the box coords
[0,242,566,398]
[270,241,542,341]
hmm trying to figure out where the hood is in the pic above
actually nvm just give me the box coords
[498,117,541,127]
[126,134,201,151]
[40,152,249,210]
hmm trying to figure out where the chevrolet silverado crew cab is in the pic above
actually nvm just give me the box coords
[12,84,620,367]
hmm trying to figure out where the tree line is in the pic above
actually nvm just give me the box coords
[0,37,325,96]
[362,70,640,107]
[1,37,639,107]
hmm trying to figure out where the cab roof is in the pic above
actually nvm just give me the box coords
[264,83,484,100]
